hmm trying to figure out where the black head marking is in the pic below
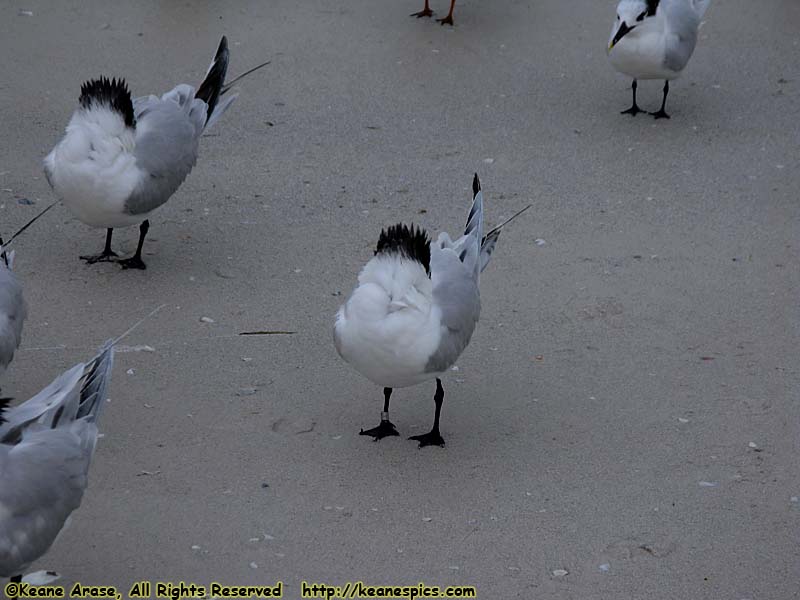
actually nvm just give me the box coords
[79,77,135,128]
[645,0,659,16]
[472,173,481,196]
[375,223,431,276]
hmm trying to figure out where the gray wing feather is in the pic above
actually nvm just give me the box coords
[425,248,481,373]
[0,426,92,577]
[0,264,26,375]
[0,343,113,443]
[125,86,204,216]
[479,229,501,273]
[692,0,711,18]
[663,0,700,72]
[0,344,113,576]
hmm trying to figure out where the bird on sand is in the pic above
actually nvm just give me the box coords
[411,0,457,26]
[0,245,26,381]
[608,0,711,118]
[334,174,529,447]
[44,36,268,269]
[0,343,114,591]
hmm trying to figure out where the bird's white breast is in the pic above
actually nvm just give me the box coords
[334,256,443,388]
[45,107,145,229]
[609,24,680,80]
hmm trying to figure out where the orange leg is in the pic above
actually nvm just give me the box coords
[437,0,456,25]
[411,0,433,18]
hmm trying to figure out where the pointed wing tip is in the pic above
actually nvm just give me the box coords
[472,173,481,196]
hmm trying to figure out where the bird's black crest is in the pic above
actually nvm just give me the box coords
[646,0,659,16]
[79,77,135,128]
[375,223,431,275]
[472,173,481,196]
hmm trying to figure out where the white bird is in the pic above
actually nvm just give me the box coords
[0,245,26,381]
[607,0,711,118]
[0,342,114,589]
[334,174,529,447]
[44,36,267,269]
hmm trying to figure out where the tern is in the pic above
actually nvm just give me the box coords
[608,0,711,118]
[334,174,528,447]
[44,36,268,269]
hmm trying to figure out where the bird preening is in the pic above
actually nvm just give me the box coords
[334,174,530,448]
[608,0,711,118]
[43,36,269,270]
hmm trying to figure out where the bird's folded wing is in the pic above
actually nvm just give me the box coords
[125,97,203,216]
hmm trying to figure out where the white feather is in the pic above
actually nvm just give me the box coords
[44,106,142,228]
[334,256,442,388]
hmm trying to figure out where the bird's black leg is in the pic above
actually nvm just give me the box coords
[80,228,119,264]
[620,79,643,116]
[360,387,400,440]
[437,0,456,25]
[409,378,446,448]
[10,574,21,600]
[118,219,149,270]
[411,0,433,18]
[650,80,671,119]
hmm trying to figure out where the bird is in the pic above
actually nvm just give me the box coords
[334,174,529,447]
[44,36,268,269]
[411,0,457,26]
[0,342,114,590]
[607,0,711,118]
[0,244,26,381]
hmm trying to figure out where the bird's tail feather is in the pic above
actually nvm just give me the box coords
[77,342,115,423]
[195,36,230,126]
[464,173,484,243]
[479,204,531,273]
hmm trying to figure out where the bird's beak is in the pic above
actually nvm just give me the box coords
[609,22,633,50]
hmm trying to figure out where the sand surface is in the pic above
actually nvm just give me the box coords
[1,1,798,598]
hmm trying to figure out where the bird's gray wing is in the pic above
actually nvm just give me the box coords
[0,366,83,443]
[425,246,481,373]
[0,424,94,577]
[478,204,531,273]
[0,342,113,443]
[663,0,700,72]
[0,264,27,375]
[692,0,711,18]
[124,86,206,216]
